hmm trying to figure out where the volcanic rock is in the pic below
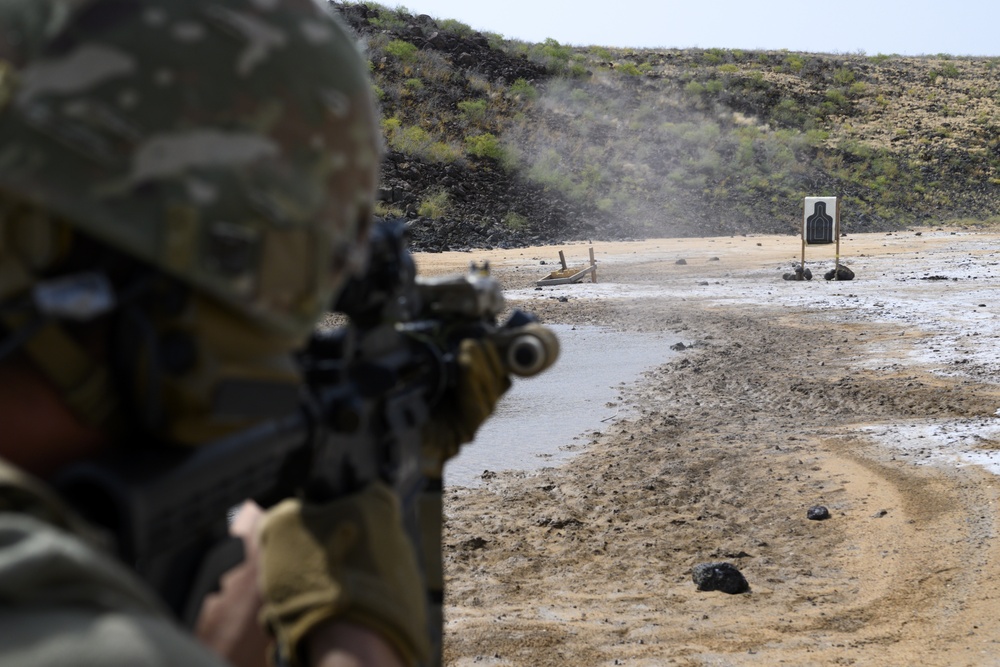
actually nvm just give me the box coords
[692,562,750,594]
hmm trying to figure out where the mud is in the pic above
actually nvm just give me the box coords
[415,229,1000,667]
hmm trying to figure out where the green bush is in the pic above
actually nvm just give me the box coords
[465,133,504,160]
[484,32,506,50]
[418,190,451,219]
[771,98,804,126]
[744,70,767,89]
[457,99,487,123]
[426,142,462,163]
[382,118,461,163]
[537,37,573,71]
[381,116,402,134]
[825,88,849,108]
[833,67,856,85]
[938,62,961,78]
[805,129,829,146]
[508,78,539,102]
[398,125,431,151]
[704,48,726,65]
[617,62,642,76]
[439,18,474,37]
[684,80,706,96]
[785,55,804,73]
[366,5,407,31]
[384,39,418,63]
[374,200,404,218]
[502,212,529,231]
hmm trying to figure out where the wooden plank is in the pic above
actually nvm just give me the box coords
[536,266,594,286]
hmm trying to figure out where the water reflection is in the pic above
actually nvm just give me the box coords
[446,325,679,487]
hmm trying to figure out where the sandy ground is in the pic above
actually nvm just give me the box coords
[415,229,1000,667]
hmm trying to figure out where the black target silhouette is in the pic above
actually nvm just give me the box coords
[806,201,834,244]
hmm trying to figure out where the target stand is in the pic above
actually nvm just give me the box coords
[801,197,841,279]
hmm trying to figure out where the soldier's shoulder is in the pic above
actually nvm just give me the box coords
[0,513,227,667]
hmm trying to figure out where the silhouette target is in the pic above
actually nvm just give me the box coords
[805,201,834,244]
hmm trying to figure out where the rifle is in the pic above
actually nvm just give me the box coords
[53,219,559,664]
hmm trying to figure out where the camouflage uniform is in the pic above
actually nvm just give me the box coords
[0,460,228,665]
[0,0,388,664]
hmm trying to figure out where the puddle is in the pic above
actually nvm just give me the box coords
[445,325,679,488]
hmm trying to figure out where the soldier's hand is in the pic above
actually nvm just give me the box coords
[196,501,270,667]
[257,483,430,667]
[421,337,511,477]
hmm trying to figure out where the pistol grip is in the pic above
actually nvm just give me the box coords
[182,535,246,627]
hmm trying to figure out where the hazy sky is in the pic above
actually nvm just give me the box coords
[389,0,1000,56]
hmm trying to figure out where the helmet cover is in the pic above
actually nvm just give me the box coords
[0,0,380,341]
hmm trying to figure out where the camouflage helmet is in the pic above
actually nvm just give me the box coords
[0,0,380,340]
[0,0,380,442]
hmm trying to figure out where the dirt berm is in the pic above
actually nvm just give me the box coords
[416,229,1000,666]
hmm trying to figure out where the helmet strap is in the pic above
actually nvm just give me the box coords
[2,312,122,432]
[111,302,166,434]
[0,249,122,433]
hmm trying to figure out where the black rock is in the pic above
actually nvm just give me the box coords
[692,562,750,594]
[675,258,688,265]
[461,536,488,550]
[782,266,813,281]
[670,342,687,351]
[824,266,855,281]
[807,505,831,521]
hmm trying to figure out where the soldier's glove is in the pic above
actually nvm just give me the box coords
[257,483,430,667]
[421,337,512,477]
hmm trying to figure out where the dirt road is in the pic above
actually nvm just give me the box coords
[416,229,1000,666]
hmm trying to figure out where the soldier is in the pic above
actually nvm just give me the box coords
[0,0,509,666]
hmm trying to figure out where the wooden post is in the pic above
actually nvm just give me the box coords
[800,198,806,275]
[834,199,842,280]
[558,250,567,271]
[589,247,598,283]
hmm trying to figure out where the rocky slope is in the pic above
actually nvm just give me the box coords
[331,2,1000,248]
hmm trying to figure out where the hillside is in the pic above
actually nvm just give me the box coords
[331,2,1000,250]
